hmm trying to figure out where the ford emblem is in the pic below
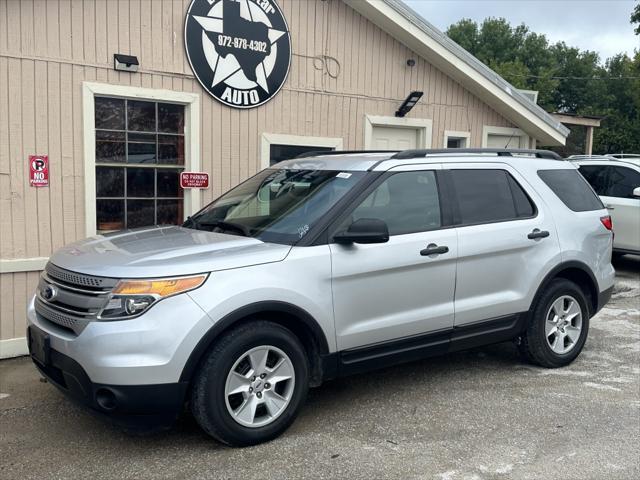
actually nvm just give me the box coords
[42,285,58,301]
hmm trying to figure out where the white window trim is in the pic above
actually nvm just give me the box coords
[0,337,28,359]
[443,130,471,148]
[82,82,201,237]
[482,125,529,148]
[260,133,344,169]
[364,115,433,149]
[0,257,49,273]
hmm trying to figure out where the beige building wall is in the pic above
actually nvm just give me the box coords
[0,0,518,349]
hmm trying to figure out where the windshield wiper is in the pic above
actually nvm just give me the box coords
[197,220,251,237]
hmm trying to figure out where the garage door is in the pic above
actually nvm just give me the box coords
[486,134,522,148]
[371,126,419,150]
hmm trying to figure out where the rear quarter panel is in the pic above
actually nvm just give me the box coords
[527,164,614,294]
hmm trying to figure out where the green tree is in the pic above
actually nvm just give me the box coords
[446,18,639,154]
[632,2,640,35]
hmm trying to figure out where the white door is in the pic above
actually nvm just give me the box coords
[486,134,522,149]
[371,126,419,150]
[578,163,640,252]
[599,165,640,252]
[329,167,457,350]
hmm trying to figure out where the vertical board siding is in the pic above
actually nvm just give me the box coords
[0,0,517,342]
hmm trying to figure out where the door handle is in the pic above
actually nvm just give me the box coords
[606,204,615,210]
[420,243,449,256]
[527,228,550,240]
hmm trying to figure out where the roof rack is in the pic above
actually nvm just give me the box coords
[391,148,562,160]
[294,150,397,159]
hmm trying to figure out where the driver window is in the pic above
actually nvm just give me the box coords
[343,170,441,236]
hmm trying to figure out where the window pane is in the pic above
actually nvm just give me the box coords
[507,174,535,217]
[127,168,155,197]
[349,171,441,236]
[158,103,185,133]
[269,144,334,166]
[127,100,156,132]
[127,133,156,164]
[578,165,609,195]
[538,169,604,212]
[451,170,516,224]
[447,138,462,148]
[95,97,125,130]
[96,130,125,163]
[158,135,185,165]
[157,169,184,198]
[606,166,640,198]
[96,167,124,197]
[157,199,183,225]
[96,200,124,232]
[127,200,155,228]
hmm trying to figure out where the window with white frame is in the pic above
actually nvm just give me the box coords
[261,133,343,169]
[444,131,471,149]
[94,97,186,232]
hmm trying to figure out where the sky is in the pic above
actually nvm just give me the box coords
[403,0,639,61]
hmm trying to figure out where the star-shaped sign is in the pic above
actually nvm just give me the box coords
[193,0,287,94]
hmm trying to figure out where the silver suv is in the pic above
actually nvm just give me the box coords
[28,149,615,446]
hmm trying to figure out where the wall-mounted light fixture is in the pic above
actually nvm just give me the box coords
[114,54,139,73]
[406,59,416,67]
[395,91,423,117]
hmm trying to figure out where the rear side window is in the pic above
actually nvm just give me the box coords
[450,169,535,225]
[538,169,604,212]
[578,165,609,195]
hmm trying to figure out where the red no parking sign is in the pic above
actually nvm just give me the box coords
[29,155,49,187]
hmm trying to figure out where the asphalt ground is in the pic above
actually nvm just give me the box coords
[1,256,638,480]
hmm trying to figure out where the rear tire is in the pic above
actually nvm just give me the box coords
[519,279,590,368]
[190,320,309,447]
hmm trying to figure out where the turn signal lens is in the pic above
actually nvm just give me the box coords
[600,215,613,231]
[113,275,207,297]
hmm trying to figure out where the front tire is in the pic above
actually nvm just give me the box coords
[519,279,590,368]
[190,321,309,446]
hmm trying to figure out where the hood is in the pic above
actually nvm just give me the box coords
[48,226,292,278]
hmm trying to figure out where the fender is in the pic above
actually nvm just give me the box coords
[529,260,599,316]
[179,301,330,383]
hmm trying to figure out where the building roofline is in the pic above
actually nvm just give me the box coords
[344,0,570,146]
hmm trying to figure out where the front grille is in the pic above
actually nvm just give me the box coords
[35,297,84,332]
[45,263,117,290]
[35,263,117,335]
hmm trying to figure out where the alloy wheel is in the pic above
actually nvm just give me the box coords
[545,295,583,355]
[224,345,295,428]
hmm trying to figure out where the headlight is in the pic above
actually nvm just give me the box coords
[99,274,208,319]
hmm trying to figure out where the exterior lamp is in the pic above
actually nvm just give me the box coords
[395,91,424,117]
[114,54,139,73]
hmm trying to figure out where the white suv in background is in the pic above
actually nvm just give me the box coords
[570,155,640,256]
[28,149,615,446]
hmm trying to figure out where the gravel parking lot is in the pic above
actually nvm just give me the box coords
[1,256,638,480]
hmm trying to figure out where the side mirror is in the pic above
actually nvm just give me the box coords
[633,186,640,198]
[334,218,389,244]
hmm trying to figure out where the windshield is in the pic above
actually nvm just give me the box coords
[183,169,366,245]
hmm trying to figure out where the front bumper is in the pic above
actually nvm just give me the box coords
[28,324,187,429]
[27,291,213,385]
